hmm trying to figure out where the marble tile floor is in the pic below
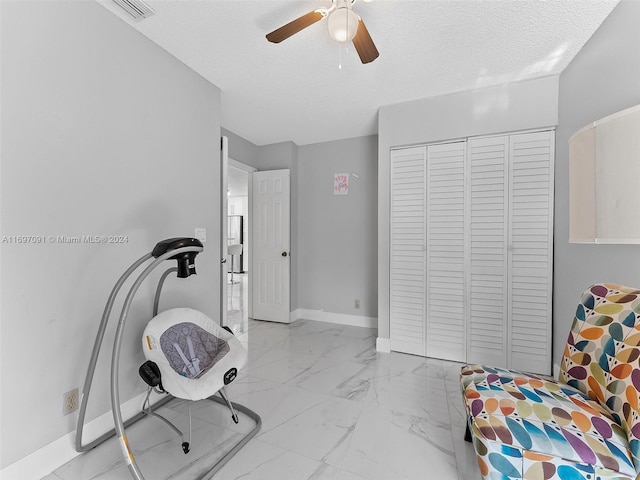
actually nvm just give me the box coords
[44,318,480,480]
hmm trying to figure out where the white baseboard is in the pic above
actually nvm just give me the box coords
[0,389,162,479]
[376,337,391,353]
[0,429,77,480]
[292,308,377,329]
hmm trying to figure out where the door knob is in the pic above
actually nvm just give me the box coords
[282,252,288,257]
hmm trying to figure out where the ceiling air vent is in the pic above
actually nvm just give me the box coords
[112,0,154,20]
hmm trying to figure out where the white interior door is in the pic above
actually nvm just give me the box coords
[251,169,290,323]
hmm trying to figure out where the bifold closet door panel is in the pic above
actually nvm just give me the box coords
[425,142,466,362]
[508,131,554,375]
[389,130,554,370]
[390,147,427,356]
[467,136,509,367]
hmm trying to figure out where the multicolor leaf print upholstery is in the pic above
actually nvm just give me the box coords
[461,284,640,480]
[461,365,635,479]
[560,284,640,471]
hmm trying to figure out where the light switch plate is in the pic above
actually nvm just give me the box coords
[195,227,206,243]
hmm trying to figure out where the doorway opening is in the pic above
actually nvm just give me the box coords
[226,159,255,335]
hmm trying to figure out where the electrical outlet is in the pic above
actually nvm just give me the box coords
[354,299,360,309]
[63,388,79,415]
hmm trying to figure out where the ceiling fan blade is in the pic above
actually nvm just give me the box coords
[352,18,379,64]
[266,11,324,43]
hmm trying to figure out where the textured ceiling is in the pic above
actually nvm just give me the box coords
[98,0,618,146]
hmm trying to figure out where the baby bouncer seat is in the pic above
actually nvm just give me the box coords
[143,308,243,402]
[141,307,246,433]
[75,238,261,480]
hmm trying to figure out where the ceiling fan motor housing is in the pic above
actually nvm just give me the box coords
[327,6,359,42]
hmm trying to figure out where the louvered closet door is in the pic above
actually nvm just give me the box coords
[425,142,466,361]
[390,147,427,356]
[467,136,509,367]
[508,131,554,374]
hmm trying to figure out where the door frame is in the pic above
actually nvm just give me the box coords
[220,137,229,327]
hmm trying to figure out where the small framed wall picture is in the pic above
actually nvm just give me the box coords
[334,173,349,195]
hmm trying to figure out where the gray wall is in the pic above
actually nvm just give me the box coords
[222,128,260,166]
[377,77,560,340]
[298,136,379,317]
[224,130,379,317]
[0,0,222,467]
[554,0,640,367]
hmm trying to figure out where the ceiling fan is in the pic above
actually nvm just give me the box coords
[266,0,379,64]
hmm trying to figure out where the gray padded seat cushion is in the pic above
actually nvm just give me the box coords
[160,321,230,379]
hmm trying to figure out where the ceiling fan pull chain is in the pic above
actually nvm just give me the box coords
[339,8,347,70]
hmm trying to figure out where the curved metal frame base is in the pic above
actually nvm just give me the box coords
[199,395,262,480]
[139,393,261,480]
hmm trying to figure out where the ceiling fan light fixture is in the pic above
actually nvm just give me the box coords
[327,8,359,43]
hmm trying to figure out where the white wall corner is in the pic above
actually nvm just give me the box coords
[553,363,561,380]
[376,337,391,353]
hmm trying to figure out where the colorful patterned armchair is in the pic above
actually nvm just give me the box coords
[460,284,640,479]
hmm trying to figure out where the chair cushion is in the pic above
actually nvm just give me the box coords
[461,364,636,478]
[160,322,230,379]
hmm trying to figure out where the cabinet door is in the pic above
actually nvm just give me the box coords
[426,142,467,361]
[390,147,427,356]
[467,136,509,367]
[508,131,554,374]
